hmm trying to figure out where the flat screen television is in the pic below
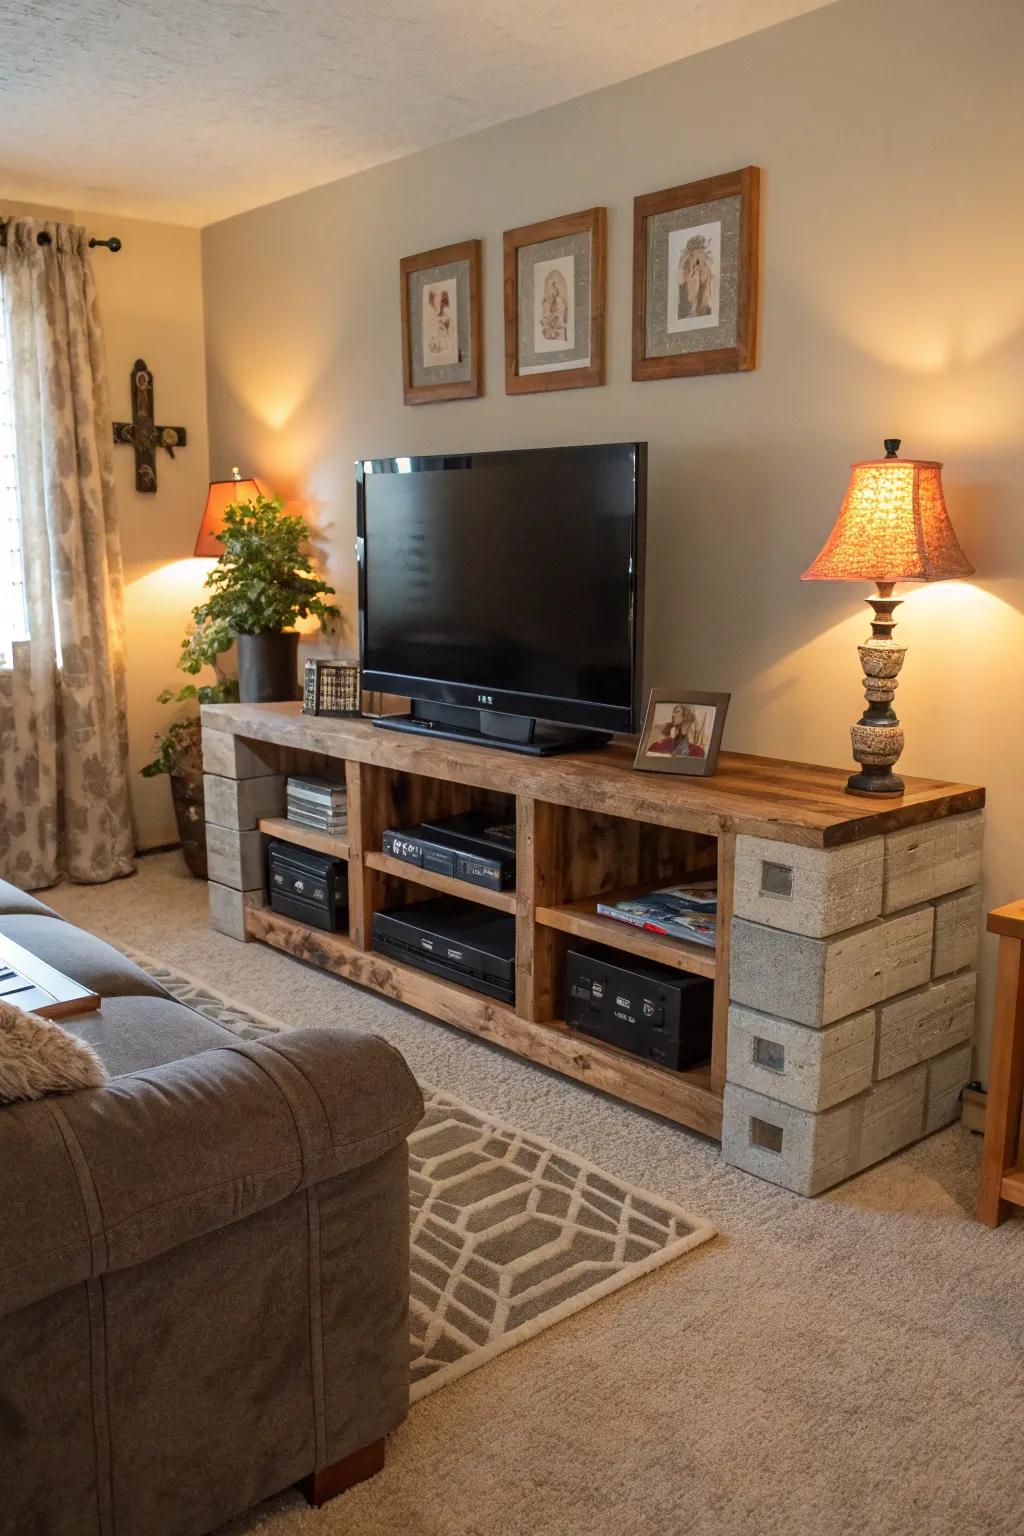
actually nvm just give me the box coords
[356,442,646,755]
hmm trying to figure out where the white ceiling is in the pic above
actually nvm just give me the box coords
[0,0,835,228]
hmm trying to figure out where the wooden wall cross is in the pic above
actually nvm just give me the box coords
[112,358,187,492]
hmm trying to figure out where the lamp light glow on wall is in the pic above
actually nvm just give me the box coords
[802,438,974,797]
[194,466,270,557]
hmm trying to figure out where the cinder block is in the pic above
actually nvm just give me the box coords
[722,1066,927,1196]
[878,905,935,999]
[206,825,264,890]
[203,772,285,831]
[932,885,982,977]
[923,1043,972,1135]
[733,835,883,938]
[730,905,933,1028]
[208,881,262,942]
[875,971,976,1080]
[883,811,983,913]
[201,728,283,780]
[726,1003,875,1112]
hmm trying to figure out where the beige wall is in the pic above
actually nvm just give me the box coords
[3,198,211,849]
[201,0,1024,1076]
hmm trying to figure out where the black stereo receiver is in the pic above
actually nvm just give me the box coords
[565,945,712,1072]
[372,897,516,1003]
[267,840,347,932]
[381,810,516,892]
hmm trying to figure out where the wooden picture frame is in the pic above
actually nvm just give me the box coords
[503,207,606,394]
[633,689,731,777]
[400,239,482,405]
[632,167,759,381]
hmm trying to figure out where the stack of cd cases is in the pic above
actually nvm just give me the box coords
[286,775,348,836]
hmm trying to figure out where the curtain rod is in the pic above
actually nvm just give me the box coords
[0,220,121,252]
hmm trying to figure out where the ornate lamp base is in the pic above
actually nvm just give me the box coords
[846,582,907,798]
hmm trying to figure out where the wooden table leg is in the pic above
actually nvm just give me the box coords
[978,936,1024,1227]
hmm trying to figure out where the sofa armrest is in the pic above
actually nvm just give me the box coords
[0,1028,423,1319]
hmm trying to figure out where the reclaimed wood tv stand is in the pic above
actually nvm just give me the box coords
[201,702,984,1193]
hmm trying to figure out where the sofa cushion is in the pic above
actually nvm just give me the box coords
[0,915,169,1001]
[0,880,60,919]
[0,1027,423,1319]
[63,995,239,1078]
[0,1000,108,1103]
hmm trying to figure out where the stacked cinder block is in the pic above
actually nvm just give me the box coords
[202,729,286,941]
[722,811,983,1195]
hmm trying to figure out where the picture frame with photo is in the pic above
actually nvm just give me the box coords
[633,689,731,777]
[632,167,759,381]
[503,207,606,395]
[400,239,482,405]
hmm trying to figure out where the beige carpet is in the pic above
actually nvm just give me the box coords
[48,853,1024,1536]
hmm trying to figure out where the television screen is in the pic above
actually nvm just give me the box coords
[357,443,645,735]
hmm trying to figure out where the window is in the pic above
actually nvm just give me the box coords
[0,284,27,668]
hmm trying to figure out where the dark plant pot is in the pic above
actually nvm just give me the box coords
[236,631,300,704]
[171,772,207,879]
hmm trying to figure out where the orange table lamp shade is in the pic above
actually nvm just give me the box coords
[801,443,974,584]
[194,470,270,557]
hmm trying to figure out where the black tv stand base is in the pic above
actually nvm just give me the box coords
[372,703,611,757]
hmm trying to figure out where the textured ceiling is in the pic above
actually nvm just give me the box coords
[0,0,835,227]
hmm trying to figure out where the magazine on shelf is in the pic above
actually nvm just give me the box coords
[596,882,718,948]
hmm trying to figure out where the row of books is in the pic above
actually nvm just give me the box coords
[596,880,717,947]
[286,775,348,835]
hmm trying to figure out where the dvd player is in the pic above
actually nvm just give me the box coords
[372,897,516,1003]
[381,810,516,892]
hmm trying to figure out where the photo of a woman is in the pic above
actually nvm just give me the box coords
[645,703,711,758]
[539,268,570,343]
[634,691,730,777]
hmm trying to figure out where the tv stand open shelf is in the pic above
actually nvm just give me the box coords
[203,702,984,1150]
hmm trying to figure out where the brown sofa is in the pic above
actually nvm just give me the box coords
[0,880,423,1536]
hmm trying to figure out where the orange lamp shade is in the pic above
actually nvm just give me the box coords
[194,472,270,557]
[801,444,974,585]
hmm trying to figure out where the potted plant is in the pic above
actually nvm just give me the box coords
[192,492,339,703]
[140,621,238,878]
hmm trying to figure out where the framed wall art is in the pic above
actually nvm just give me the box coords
[503,207,606,394]
[400,238,482,405]
[632,689,731,777]
[632,167,760,381]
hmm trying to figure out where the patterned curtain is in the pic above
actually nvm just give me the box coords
[0,219,134,887]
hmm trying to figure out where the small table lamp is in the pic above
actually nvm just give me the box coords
[194,466,270,557]
[802,439,974,797]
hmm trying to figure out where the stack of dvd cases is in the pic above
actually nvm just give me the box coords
[286,775,348,836]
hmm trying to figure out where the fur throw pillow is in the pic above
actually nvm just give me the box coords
[0,1000,108,1104]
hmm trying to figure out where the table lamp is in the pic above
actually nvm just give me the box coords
[801,439,974,797]
[194,466,270,557]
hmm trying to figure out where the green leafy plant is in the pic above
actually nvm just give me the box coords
[191,493,339,638]
[140,618,238,779]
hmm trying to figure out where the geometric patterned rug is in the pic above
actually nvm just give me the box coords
[135,954,718,1402]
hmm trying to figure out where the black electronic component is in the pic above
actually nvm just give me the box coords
[565,945,712,1071]
[381,813,516,892]
[372,897,516,1003]
[267,840,347,932]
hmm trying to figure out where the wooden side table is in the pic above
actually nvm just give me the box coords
[978,900,1024,1226]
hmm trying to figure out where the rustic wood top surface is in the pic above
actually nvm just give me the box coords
[203,702,984,847]
[988,900,1024,939]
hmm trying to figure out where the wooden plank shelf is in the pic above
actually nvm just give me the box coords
[535,886,716,980]
[259,816,350,861]
[245,904,723,1139]
[364,850,517,914]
